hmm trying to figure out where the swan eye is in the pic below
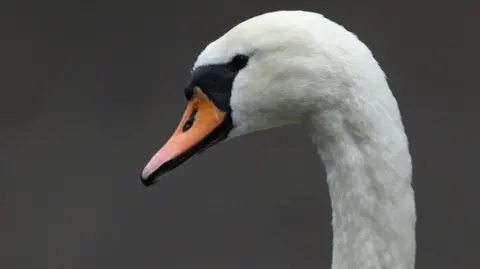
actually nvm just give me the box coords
[182,107,198,132]
[227,54,249,71]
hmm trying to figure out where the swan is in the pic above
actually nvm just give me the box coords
[140,10,416,269]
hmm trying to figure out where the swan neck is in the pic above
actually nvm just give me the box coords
[309,106,416,269]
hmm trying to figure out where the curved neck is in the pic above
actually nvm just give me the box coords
[308,98,416,269]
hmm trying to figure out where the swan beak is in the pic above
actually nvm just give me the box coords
[140,87,231,186]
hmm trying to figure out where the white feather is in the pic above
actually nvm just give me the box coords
[194,10,416,269]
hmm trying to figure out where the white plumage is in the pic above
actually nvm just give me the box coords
[143,10,416,269]
[196,11,416,269]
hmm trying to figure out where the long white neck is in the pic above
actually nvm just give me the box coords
[307,83,416,269]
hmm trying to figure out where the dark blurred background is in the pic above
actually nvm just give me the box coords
[1,1,479,268]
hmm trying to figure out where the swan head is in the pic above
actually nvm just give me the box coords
[141,10,380,186]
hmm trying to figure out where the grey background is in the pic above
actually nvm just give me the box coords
[1,1,479,268]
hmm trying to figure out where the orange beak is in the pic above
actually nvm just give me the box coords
[141,87,231,186]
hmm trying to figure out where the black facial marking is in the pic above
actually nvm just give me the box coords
[227,54,249,71]
[184,54,250,112]
[182,106,197,132]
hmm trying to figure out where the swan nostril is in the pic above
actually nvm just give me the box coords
[182,107,198,132]
[182,119,193,132]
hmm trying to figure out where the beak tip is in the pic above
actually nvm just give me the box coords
[140,169,157,187]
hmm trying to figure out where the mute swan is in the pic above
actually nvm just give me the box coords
[140,10,416,269]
